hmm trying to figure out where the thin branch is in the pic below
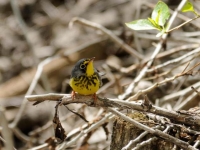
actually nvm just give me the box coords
[133,126,171,150]
[160,82,200,104]
[0,136,17,150]
[127,63,200,101]
[26,93,66,103]
[66,108,105,138]
[191,86,200,96]
[175,87,200,110]
[156,44,200,60]
[10,0,38,60]
[194,140,200,148]
[0,107,14,150]
[133,137,158,150]
[166,16,200,33]
[110,43,199,74]
[26,93,200,126]
[10,56,59,128]
[12,127,31,142]
[57,113,112,149]
[147,48,200,73]
[69,17,143,60]
[28,143,48,150]
[122,131,149,150]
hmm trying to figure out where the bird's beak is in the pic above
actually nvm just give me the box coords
[86,57,95,76]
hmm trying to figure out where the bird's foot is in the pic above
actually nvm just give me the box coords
[71,91,76,100]
[92,93,97,104]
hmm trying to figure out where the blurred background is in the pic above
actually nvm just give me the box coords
[0,0,200,149]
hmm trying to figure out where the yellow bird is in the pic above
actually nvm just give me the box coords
[69,57,102,99]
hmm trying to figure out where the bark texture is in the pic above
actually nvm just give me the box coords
[110,112,174,150]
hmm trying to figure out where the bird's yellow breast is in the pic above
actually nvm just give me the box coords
[70,74,100,95]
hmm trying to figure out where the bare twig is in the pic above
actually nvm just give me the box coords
[133,126,171,150]
[29,113,73,137]
[191,86,200,96]
[0,107,14,150]
[57,113,112,149]
[97,64,116,94]
[0,136,17,150]
[66,108,105,139]
[28,143,48,150]
[179,31,200,37]
[127,63,199,101]
[156,44,200,60]
[122,131,149,150]
[194,140,200,148]
[10,0,39,62]
[132,137,158,150]
[175,87,200,110]
[114,43,199,74]
[69,17,143,60]
[26,93,200,126]
[160,82,200,104]
[166,16,200,33]
[29,109,104,149]
[10,56,59,128]
[12,127,31,142]
[63,37,107,56]
[147,48,200,73]
[26,93,66,103]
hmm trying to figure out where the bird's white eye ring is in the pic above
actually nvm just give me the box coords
[80,64,86,69]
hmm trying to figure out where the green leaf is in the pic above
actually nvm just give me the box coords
[181,1,195,13]
[151,1,170,26]
[125,19,160,30]
[148,18,162,30]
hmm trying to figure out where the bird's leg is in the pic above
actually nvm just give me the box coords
[71,91,76,100]
[92,93,97,104]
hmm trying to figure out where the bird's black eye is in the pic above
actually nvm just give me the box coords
[80,64,86,69]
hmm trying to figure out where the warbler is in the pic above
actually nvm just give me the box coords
[69,57,102,99]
